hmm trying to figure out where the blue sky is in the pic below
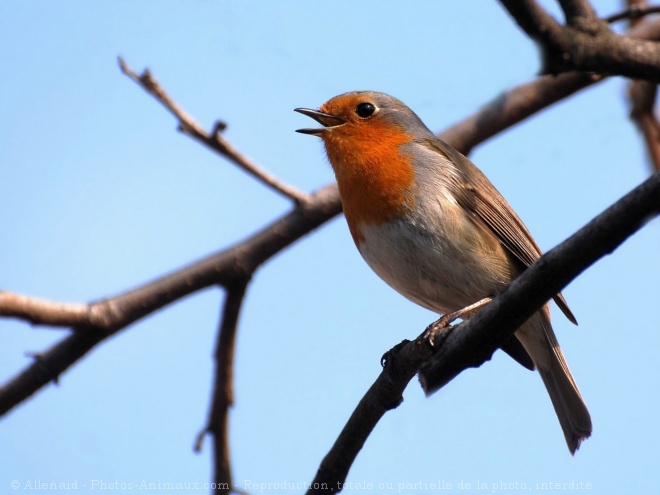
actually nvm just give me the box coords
[1,1,659,493]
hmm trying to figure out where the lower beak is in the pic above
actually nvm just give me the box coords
[294,108,346,135]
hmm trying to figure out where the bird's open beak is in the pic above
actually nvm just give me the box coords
[294,108,346,135]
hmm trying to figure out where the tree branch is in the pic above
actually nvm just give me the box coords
[439,72,602,155]
[627,0,660,172]
[0,185,341,417]
[309,171,660,492]
[440,15,660,154]
[201,279,250,494]
[500,0,660,81]
[558,0,599,26]
[420,171,660,391]
[0,292,89,327]
[118,57,310,205]
[606,5,660,23]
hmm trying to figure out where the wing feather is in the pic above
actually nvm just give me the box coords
[423,138,577,325]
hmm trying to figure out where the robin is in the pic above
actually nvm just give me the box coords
[295,91,592,454]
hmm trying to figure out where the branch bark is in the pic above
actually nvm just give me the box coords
[627,0,660,172]
[207,279,249,494]
[500,0,660,81]
[441,15,660,154]
[0,185,341,417]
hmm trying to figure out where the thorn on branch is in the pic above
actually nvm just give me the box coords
[25,352,60,385]
[194,427,209,453]
[213,120,228,135]
[380,339,411,368]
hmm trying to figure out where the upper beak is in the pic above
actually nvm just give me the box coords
[294,108,346,135]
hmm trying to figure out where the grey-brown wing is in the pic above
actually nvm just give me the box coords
[424,138,577,325]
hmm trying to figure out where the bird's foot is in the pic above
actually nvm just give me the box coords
[422,297,492,346]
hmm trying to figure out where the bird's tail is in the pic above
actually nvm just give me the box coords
[517,310,592,454]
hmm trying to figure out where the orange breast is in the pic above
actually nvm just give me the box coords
[322,121,416,245]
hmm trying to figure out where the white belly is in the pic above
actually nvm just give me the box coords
[356,209,514,315]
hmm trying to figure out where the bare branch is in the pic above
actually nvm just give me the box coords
[558,0,599,26]
[0,292,89,328]
[0,185,341,417]
[440,15,660,154]
[499,0,565,46]
[500,0,660,81]
[207,280,249,493]
[309,171,660,492]
[627,0,660,172]
[307,338,428,494]
[117,57,310,205]
[606,5,660,23]
[439,72,602,155]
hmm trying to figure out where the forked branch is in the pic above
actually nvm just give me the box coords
[500,0,660,81]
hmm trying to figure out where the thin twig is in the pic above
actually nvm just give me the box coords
[606,4,660,23]
[627,0,660,172]
[117,57,310,205]
[0,292,89,327]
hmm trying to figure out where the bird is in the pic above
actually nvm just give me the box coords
[295,91,592,454]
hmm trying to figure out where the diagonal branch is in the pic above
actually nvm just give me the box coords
[0,185,341,417]
[309,171,660,493]
[606,4,660,23]
[118,57,310,205]
[439,72,602,155]
[419,171,660,391]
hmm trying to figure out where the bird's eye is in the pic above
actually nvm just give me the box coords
[356,102,376,118]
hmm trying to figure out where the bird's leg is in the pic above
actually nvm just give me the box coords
[446,297,493,322]
[422,297,492,345]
